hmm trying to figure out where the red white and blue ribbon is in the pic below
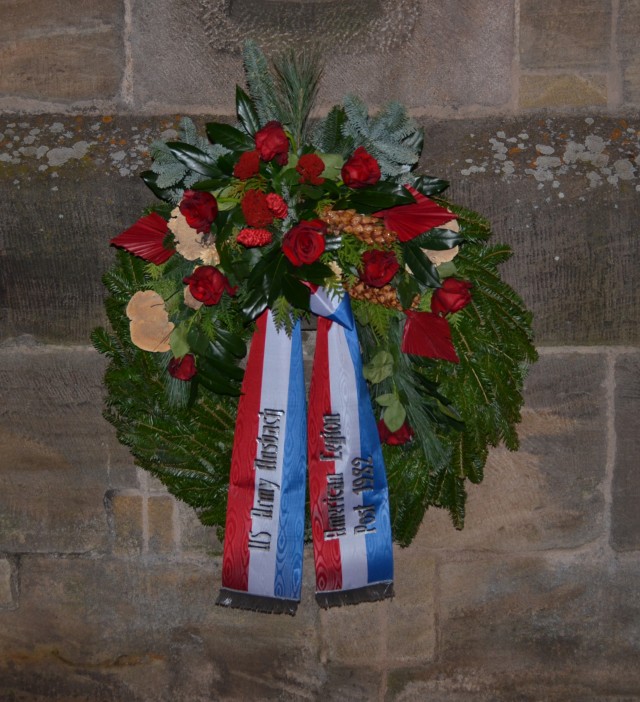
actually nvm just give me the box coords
[308,289,394,606]
[217,311,306,614]
[217,290,393,613]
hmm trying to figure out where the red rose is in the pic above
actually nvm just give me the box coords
[377,419,414,446]
[237,228,273,247]
[183,266,236,305]
[179,190,218,234]
[241,189,273,227]
[266,192,288,219]
[359,249,400,287]
[431,278,473,316]
[168,354,197,381]
[282,219,327,266]
[255,121,289,165]
[341,146,381,188]
[296,153,325,185]
[233,150,260,180]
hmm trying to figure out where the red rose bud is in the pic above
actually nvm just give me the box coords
[241,189,273,227]
[179,190,218,234]
[431,278,473,316]
[282,219,327,266]
[233,150,260,180]
[255,121,289,165]
[341,146,381,188]
[266,192,288,219]
[168,354,197,381]
[237,228,273,247]
[359,249,400,287]
[377,419,414,446]
[296,153,325,185]
[183,266,236,305]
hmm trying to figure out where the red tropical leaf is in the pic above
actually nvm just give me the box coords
[374,186,457,242]
[110,213,174,264]
[401,310,459,363]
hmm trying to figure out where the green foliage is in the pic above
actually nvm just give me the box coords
[242,40,280,125]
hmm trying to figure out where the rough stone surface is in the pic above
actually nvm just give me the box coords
[611,352,640,551]
[0,559,13,608]
[0,0,123,101]
[2,114,639,346]
[148,495,176,555]
[519,73,608,109]
[0,554,324,701]
[0,343,136,553]
[415,353,608,552]
[131,0,513,110]
[106,491,144,556]
[619,0,640,104]
[520,0,611,69]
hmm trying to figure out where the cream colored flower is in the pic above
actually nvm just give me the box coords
[169,207,220,265]
[126,290,174,352]
[183,284,203,310]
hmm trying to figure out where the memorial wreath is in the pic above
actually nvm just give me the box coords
[93,43,537,614]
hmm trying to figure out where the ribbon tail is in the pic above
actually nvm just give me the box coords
[308,296,394,608]
[217,310,306,615]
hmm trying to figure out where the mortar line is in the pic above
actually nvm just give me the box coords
[603,349,617,549]
[512,0,521,113]
[609,0,623,109]
[121,0,135,108]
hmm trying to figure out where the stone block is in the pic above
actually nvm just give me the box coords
[611,352,640,551]
[148,495,176,554]
[429,555,640,696]
[413,353,608,552]
[0,115,161,344]
[520,0,611,69]
[0,343,135,553]
[105,491,144,555]
[619,1,640,104]
[0,555,323,700]
[385,549,437,664]
[176,500,222,556]
[130,0,513,111]
[0,0,123,101]
[0,559,13,608]
[520,73,607,109]
[421,114,640,344]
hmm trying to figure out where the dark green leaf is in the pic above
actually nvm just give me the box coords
[412,227,465,251]
[396,273,420,309]
[140,170,173,202]
[189,178,228,191]
[206,123,254,152]
[403,242,441,288]
[409,175,450,196]
[166,142,223,177]
[236,85,261,136]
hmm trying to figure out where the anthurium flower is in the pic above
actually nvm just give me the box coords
[374,186,457,242]
[110,213,174,264]
[401,310,459,363]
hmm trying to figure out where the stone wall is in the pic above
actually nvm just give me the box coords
[1,2,639,700]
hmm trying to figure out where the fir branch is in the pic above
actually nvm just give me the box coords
[242,40,280,125]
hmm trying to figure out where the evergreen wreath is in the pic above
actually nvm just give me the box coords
[93,42,537,547]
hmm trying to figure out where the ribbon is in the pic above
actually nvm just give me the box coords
[217,290,394,613]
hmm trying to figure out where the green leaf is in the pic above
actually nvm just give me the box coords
[140,170,173,202]
[436,260,458,278]
[205,123,254,152]
[337,181,415,213]
[375,393,397,407]
[166,142,223,178]
[170,324,190,358]
[280,275,310,311]
[410,175,450,196]
[403,242,442,288]
[396,273,420,309]
[363,350,393,384]
[413,227,465,251]
[210,327,247,359]
[383,401,406,432]
[236,85,261,136]
[189,178,228,191]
